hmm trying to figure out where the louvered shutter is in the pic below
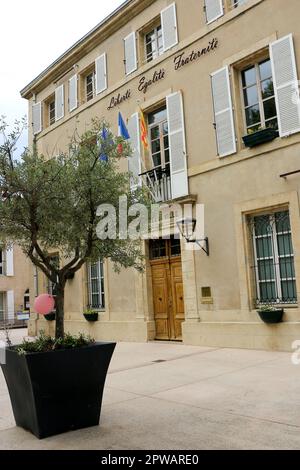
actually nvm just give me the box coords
[211,66,236,157]
[32,102,42,135]
[161,3,178,52]
[6,291,14,321]
[124,32,137,75]
[5,246,14,277]
[68,75,78,112]
[127,113,142,189]
[270,34,300,137]
[205,0,224,24]
[55,84,64,121]
[167,92,189,200]
[95,53,107,95]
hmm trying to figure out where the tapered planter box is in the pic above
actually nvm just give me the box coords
[1,342,116,439]
[243,128,279,148]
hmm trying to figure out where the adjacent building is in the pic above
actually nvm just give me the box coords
[0,244,31,327]
[21,0,300,351]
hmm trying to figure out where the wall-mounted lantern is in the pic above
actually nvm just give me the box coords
[176,218,209,256]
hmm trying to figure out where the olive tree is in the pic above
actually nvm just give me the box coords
[0,117,146,339]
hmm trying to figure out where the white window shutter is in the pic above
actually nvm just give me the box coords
[95,53,107,95]
[270,34,300,137]
[127,113,142,189]
[166,91,189,200]
[32,102,42,135]
[68,75,78,112]
[161,3,178,52]
[55,84,64,121]
[211,66,236,157]
[205,0,224,24]
[7,291,15,321]
[124,32,137,75]
[5,246,14,277]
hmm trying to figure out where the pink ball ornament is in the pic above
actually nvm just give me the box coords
[34,294,55,316]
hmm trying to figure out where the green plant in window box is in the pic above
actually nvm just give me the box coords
[243,126,279,148]
[257,304,284,324]
[83,309,99,322]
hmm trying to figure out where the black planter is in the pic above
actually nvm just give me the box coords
[257,309,284,324]
[243,128,279,148]
[1,342,116,439]
[44,312,56,321]
[84,313,99,322]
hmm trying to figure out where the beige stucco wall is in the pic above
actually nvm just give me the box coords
[24,0,300,351]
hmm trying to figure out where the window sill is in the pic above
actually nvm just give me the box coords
[253,305,298,310]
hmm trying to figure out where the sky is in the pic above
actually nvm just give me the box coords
[0,0,124,153]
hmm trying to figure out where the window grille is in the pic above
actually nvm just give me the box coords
[249,210,297,305]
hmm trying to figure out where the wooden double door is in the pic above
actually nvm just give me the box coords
[150,238,185,341]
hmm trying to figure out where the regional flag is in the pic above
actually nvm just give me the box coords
[140,109,149,151]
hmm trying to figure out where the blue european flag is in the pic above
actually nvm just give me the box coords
[99,126,109,162]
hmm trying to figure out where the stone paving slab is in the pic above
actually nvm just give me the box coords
[0,329,300,450]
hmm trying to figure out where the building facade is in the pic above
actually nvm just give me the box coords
[21,0,300,351]
[0,244,31,327]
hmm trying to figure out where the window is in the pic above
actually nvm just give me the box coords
[47,255,59,297]
[250,210,297,305]
[149,237,181,260]
[24,289,30,312]
[0,293,4,322]
[145,25,163,63]
[148,107,170,174]
[205,0,249,24]
[49,100,55,126]
[149,239,167,260]
[87,260,105,310]
[241,59,278,133]
[86,71,95,102]
[144,107,172,201]
[0,250,3,275]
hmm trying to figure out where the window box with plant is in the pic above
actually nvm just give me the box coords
[241,58,279,148]
[242,126,279,148]
[83,309,99,322]
[0,117,146,439]
[257,305,284,324]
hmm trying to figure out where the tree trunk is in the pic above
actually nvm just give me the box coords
[55,285,65,340]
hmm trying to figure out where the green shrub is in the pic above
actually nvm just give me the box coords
[17,331,95,355]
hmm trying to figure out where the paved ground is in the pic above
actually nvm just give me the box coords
[0,329,300,450]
